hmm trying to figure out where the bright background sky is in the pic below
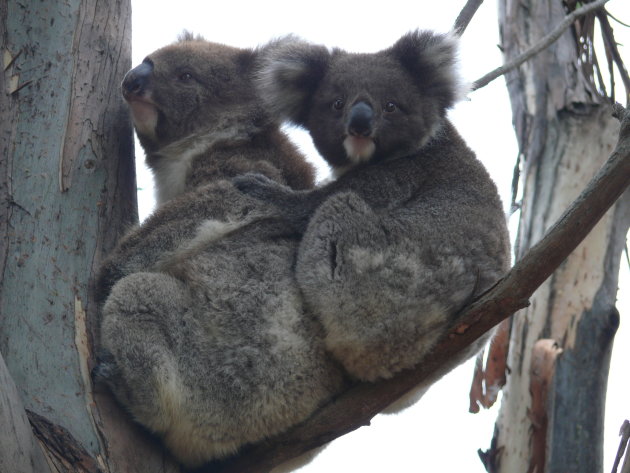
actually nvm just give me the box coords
[129,1,629,471]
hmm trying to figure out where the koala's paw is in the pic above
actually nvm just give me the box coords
[233,172,291,203]
[91,349,118,384]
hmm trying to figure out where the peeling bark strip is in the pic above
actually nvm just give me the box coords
[27,410,103,473]
[469,319,510,413]
[528,340,563,473]
[200,106,630,473]
[469,351,486,413]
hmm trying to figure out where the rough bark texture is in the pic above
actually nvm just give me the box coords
[1,2,180,471]
[488,1,630,472]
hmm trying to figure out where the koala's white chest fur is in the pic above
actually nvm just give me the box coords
[151,142,206,205]
[150,130,235,205]
[150,125,254,206]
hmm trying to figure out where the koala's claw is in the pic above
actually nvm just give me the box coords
[92,349,117,383]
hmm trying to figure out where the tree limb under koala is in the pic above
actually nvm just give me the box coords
[203,103,630,473]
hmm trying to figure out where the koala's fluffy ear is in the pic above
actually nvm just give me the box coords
[256,36,331,127]
[389,30,467,111]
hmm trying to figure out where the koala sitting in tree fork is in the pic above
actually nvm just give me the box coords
[236,30,511,382]
[95,34,346,469]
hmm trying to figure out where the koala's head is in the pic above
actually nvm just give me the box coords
[122,33,263,153]
[258,31,465,169]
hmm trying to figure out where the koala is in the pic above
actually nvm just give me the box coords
[96,35,346,468]
[235,30,511,383]
[96,33,316,298]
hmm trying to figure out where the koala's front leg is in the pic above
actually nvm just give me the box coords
[295,191,396,379]
[233,173,323,231]
[296,191,453,382]
[97,272,196,444]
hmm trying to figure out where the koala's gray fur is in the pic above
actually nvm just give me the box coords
[236,30,511,382]
[96,36,317,297]
[96,37,346,468]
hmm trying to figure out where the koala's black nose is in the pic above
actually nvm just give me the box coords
[347,102,374,137]
[122,61,153,97]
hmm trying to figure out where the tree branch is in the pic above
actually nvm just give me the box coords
[612,420,630,473]
[596,11,630,105]
[202,103,630,473]
[472,0,611,91]
[453,0,485,36]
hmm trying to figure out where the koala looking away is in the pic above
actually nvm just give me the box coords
[97,32,317,298]
[96,34,346,468]
[236,30,511,382]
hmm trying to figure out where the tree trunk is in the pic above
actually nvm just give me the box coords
[1,2,180,471]
[0,352,49,473]
[488,1,630,472]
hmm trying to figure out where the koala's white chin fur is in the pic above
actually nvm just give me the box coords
[343,136,375,164]
[128,98,158,141]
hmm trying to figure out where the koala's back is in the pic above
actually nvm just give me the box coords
[101,211,345,464]
[391,123,509,283]
[96,125,315,303]
[185,126,315,192]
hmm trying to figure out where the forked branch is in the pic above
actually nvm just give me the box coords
[472,0,611,91]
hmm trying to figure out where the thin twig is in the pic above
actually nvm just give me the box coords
[612,420,630,473]
[509,152,522,216]
[472,0,611,91]
[597,11,630,105]
[607,11,630,28]
[453,0,485,36]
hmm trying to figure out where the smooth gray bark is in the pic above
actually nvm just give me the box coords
[1,1,181,471]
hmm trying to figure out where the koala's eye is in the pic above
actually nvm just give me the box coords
[179,72,194,81]
[384,101,397,113]
[332,98,345,110]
